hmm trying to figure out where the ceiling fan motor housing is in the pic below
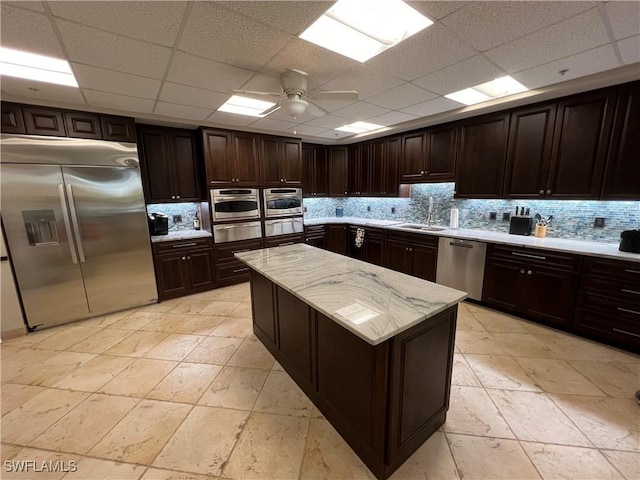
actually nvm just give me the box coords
[281,69,308,96]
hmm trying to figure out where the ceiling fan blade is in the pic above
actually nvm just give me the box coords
[233,89,282,98]
[309,90,359,102]
[259,103,282,116]
[306,101,328,117]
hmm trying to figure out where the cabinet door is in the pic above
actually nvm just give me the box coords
[522,266,577,327]
[23,106,66,136]
[602,81,640,200]
[1,102,26,134]
[329,147,349,196]
[426,123,457,181]
[410,244,437,282]
[385,240,411,275]
[154,253,188,299]
[186,248,215,290]
[400,131,426,182]
[363,233,385,266]
[504,103,556,198]
[138,128,174,202]
[260,136,282,185]
[348,145,369,195]
[169,130,201,201]
[283,139,302,185]
[232,132,260,185]
[305,233,326,249]
[202,129,231,186]
[326,225,347,255]
[369,140,387,196]
[313,146,329,196]
[277,287,313,381]
[482,258,525,311]
[385,136,401,194]
[302,144,313,195]
[547,89,616,199]
[456,113,509,198]
[100,115,136,142]
[64,111,102,139]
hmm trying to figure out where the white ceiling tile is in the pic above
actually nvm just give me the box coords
[56,20,172,79]
[407,1,469,20]
[166,52,254,93]
[617,36,640,65]
[155,102,213,121]
[218,1,330,36]
[84,89,154,114]
[365,111,419,127]
[0,4,64,57]
[366,24,475,81]
[239,74,283,95]
[250,117,298,132]
[412,56,506,95]
[400,96,462,117]
[48,1,187,47]
[485,9,610,73]
[332,102,390,121]
[316,65,405,100]
[441,1,597,52]
[3,1,44,12]
[285,124,327,136]
[604,1,640,40]
[313,129,355,140]
[71,63,161,99]
[305,97,357,113]
[304,114,352,129]
[261,39,359,89]
[179,2,292,71]
[512,45,621,90]
[206,111,259,127]
[367,84,437,110]
[159,83,229,110]
[0,76,85,104]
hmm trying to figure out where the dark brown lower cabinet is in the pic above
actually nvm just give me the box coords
[153,238,215,300]
[214,238,264,287]
[348,226,385,265]
[326,224,348,254]
[304,225,326,249]
[384,233,438,282]
[249,270,457,479]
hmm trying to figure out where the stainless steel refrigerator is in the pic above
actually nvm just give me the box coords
[0,134,157,330]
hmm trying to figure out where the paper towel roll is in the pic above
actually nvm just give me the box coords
[450,208,459,229]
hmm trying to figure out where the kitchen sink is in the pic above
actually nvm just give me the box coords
[396,223,448,232]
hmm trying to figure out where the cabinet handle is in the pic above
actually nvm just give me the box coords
[280,178,284,182]
[546,189,551,194]
[171,195,176,199]
[450,242,473,249]
[181,256,186,260]
[539,190,544,195]
[233,267,249,273]
[512,252,546,260]
[176,195,180,199]
[527,270,532,275]
[187,256,191,260]
[624,269,640,274]
[612,328,640,338]
[520,269,525,274]
[617,307,640,316]
[621,288,640,295]
[172,242,197,248]
[344,191,347,194]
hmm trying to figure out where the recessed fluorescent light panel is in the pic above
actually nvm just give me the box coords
[336,121,384,133]
[0,47,78,87]
[217,95,278,117]
[445,76,529,106]
[300,0,433,62]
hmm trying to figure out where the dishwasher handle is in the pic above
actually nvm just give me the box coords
[449,242,473,249]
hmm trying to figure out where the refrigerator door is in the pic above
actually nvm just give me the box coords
[0,164,89,327]
[61,166,157,315]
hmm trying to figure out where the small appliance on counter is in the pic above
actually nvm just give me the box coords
[148,212,169,236]
[509,206,533,236]
[619,229,640,253]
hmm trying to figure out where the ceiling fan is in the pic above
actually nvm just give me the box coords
[235,69,358,118]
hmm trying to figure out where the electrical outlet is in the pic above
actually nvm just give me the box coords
[367,206,371,212]
[489,212,497,220]
[594,217,605,228]
[173,215,182,223]
[502,212,511,221]
[303,206,307,213]
[391,207,396,214]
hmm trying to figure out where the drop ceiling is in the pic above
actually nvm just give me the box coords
[1,1,639,143]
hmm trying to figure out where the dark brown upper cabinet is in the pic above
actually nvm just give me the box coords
[400,124,457,183]
[456,112,510,198]
[503,103,557,198]
[329,147,349,197]
[371,137,401,196]
[400,131,426,182]
[601,81,640,200]
[348,143,371,196]
[546,89,616,199]
[302,144,329,197]
[202,128,260,186]
[261,135,302,186]
[23,106,67,137]
[137,125,201,203]
[1,102,26,134]
[64,111,102,139]
[100,115,136,142]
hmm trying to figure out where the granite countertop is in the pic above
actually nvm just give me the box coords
[235,244,467,345]
[304,217,640,263]
[150,230,212,243]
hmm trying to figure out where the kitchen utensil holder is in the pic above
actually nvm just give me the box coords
[534,224,547,238]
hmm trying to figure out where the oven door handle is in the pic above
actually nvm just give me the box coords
[215,196,258,201]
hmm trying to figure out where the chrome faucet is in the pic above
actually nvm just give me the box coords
[427,196,434,226]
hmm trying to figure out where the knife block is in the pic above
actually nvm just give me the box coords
[509,216,533,236]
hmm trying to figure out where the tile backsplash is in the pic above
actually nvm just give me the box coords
[303,183,640,243]
[147,203,202,231]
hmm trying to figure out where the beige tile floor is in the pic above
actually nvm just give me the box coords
[1,282,639,480]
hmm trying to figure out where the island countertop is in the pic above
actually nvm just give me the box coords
[235,243,467,345]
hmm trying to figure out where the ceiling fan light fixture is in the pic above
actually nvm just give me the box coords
[281,97,309,117]
[218,94,277,117]
[0,47,78,87]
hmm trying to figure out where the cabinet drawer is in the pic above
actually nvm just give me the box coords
[580,274,640,304]
[574,308,640,349]
[386,231,438,248]
[487,244,581,270]
[305,224,325,234]
[264,233,304,248]
[214,238,264,262]
[152,237,212,254]
[583,257,640,282]
[216,259,251,282]
[577,291,640,322]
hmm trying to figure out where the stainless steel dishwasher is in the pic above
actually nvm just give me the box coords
[436,237,487,301]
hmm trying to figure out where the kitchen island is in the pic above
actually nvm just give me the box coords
[235,244,467,479]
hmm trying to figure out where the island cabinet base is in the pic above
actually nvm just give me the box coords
[249,271,457,479]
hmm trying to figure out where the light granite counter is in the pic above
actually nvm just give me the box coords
[150,230,212,243]
[235,243,467,345]
[304,217,640,263]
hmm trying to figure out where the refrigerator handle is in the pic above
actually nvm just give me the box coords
[65,184,86,263]
[58,184,79,264]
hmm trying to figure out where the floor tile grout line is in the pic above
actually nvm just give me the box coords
[295,416,313,480]
[442,431,466,480]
